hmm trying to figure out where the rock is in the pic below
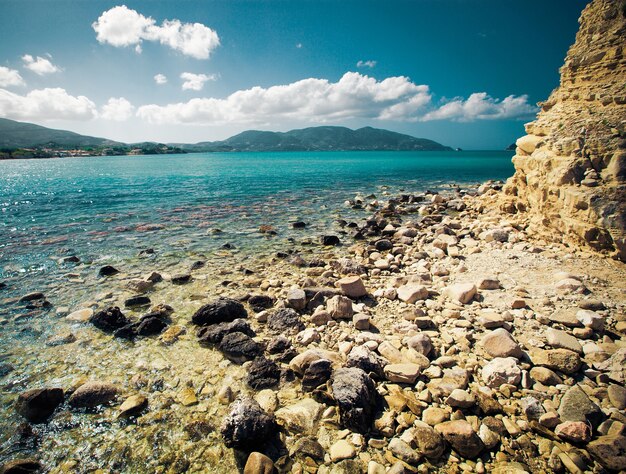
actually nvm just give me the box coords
[446,389,475,409]
[444,283,477,304]
[576,309,604,331]
[329,440,356,462]
[68,381,118,408]
[15,388,64,423]
[331,367,380,433]
[412,422,446,459]
[275,398,323,434]
[595,348,626,383]
[266,336,297,362]
[19,292,44,302]
[337,276,367,298]
[126,279,154,293]
[578,300,605,311]
[327,295,354,319]
[98,265,119,277]
[218,332,263,363]
[221,398,277,450]
[302,359,332,391]
[608,384,626,410]
[482,357,521,388]
[248,295,275,312]
[267,308,305,333]
[587,435,626,471]
[389,438,421,465]
[475,391,503,416]
[375,239,393,251]
[397,284,428,304]
[46,332,76,346]
[530,348,582,375]
[192,298,248,326]
[124,295,151,308]
[346,345,386,379]
[286,289,307,310]
[422,407,449,426]
[520,397,545,420]
[66,308,93,322]
[198,319,255,345]
[320,235,340,246]
[291,437,325,461]
[384,363,421,384]
[555,278,586,293]
[136,316,167,336]
[118,394,147,418]
[0,459,42,474]
[406,333,433,357]
[171,273,192,285]
[353,313,370,330]
[558,385,603,428]
[247,357,281,390]
[435,420,484,458]
[289,348,341,375]
[516,134,543,154]
[478,277,501,290]
[244,452,274,474]
[555,421,591,443]
[480,329,523,358]
[549,309,582,328]
[89,307,129,332]
[310,309,331,326]
[546,328,582,354]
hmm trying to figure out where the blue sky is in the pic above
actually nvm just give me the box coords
[0,0,588,148]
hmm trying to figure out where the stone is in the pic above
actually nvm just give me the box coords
[124,295,151,308]
[530,348,582,374]
[407,333,432,357]
[587,435,626,471]
[555,421,591,444]
[98,265,119,277]
[444,283,477,304]
[595,348,626,383]
[576,309,604,331]
[0,459,42,474]
[608,384,626,410]
[68,381,118,408]
[302,359,333,391]
[337,276,368,298]
[275,398,323,434]
[480,329,523,358]
[198,319,255,345]
[244,452,274,474]
[15,388,64,423]
[292,437,325,461]
[126,279,154,293]
[520,397,545,420]
[136,316,167,336]
[66,308,93,322]
[435,420,484,458]
[397,284,428,304]
[178,387,198,406]
[266,336,297,362]
[558,385,604,428]
[289,348,341,375]
[353,313,370,330]
[546,328,582,354]
[516,134,543,154]
[192,298,247,326]
[384,363,421,384]
[478,277,501,290]
[286,288,307,310]
[267,308,305,333]
[422,407,448,426]
[446,389,475,409]
[346,345,386,379]
[482,357,521,388]
[329,440,356,462]
[548,309,582,328]
[89,306,129,332]
[248,295,275,312]
[389,438,421,465]
[412,422,445,459]
[221,398,277,450]
[310,308,331,326]
[327,295,354,319]
[320,235,340,246]
[247,357,281,390]
[218,332,263,363]
[331,367,380,433]
[118,394,147,418]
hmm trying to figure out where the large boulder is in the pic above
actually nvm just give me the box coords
[15,388,64,423]
[331,367,380,433]
[221,398,277,450]
[192,298,247,326]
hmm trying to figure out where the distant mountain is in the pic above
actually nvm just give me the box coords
[0,117,121,148]
[180,126,452,152]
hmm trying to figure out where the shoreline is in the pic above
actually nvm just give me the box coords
[1,182,625,473]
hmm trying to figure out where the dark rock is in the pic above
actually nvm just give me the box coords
[331,367,380,433]
[184,420,214,441]
[146,272,163,283]
[435,420,484,459]
[346,346,386,379]
[98,265,119,277]
[247,357,281,390]
[190,260,205,270]
[218,332,263,363]
[0,281,6,290]
[18,292,44,303]
[0,363,14,377]
[192,298,248,326]
[302,359,332,392]
[0,458,42,474]
[374,239,393,251]
[90,307,130,332]
[266,336,297,362]
[171,274,192,285]
[475,391,504,415]
[198,319,255,346]
[587,434,626,471]
[558,385,604,428]
[267,308,305,334]
[15,388,64,423]
[248,295,275,312]
[124,295,151,308]
[136,316,167,336]
[292,221,306,229]
[138,248,155,257]
[320,235,340,246]
[221,398,277,450]
[114,323,138,340]
[291,437,325,461]
[61,255,80,264]
[68,381,118,408]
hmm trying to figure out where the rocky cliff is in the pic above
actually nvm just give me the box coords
[502,0,626,261]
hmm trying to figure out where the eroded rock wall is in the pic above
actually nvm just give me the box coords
[503,0,626,261]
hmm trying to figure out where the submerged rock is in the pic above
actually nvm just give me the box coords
[15,388,64,423]
[192,298,248,326]
[221,398,277,450]
[68,381,118,408]
[218,332,263,363]
[90,307,130,332]
[98,265,119,277]
[331,367,380,433]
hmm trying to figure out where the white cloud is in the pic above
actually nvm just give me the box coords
[180,72,216,91]
[0,87,97,121]
[0,66,25,87]
[92,5,220,60]
[154,73,168,85]
[101,97,134,121]
[22,54,61,75]
[421,92,536,121]
[357,60,377,68]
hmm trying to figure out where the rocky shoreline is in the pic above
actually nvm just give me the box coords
[2,182,625,474]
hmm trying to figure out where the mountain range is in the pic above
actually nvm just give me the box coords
[0,118,452,154]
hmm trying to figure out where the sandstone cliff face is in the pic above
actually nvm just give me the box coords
[503,0,626,261]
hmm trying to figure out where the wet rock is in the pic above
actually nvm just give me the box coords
[320,235,340,246]
[65,308,94,322]
[184,420,214,441]
[198,319,255,345]
[19,292,45,302]
[302,359,332,391]
[221,398,277,450]
[118,394,147,418]
[160,325,186,345]
[218,332,263,363]
[89,307,129,332]
[480,329,523,358]
[0,459,42,474]
[286,289,307,310]
[113,323,138,340]
[555,421,591,443]
[244,452,274,474]
[444,283,477,304]
[275,397,323,434]
[68,381,118,408]
[346,345,386,379]
[248,295,275,312]
[558,385,604,428]
[15,388,64,423]
[136,316,167,336]
[267,308,304,334]
[384,363,421,384]
[46,332,76,346]
[530,348,582,375]
[98,265,119,277]
[327,295,354,319]
[331,367,380,433]
[337,276,368,298]
[587,435,626,471]
[192,298,247,326]
[482,357,521,388]
[126,279,154,293]
[247,357,281,390]
[124,295,151,308]
[171,273,192,285]
[178,387,198,406]
[435,420,484,459]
